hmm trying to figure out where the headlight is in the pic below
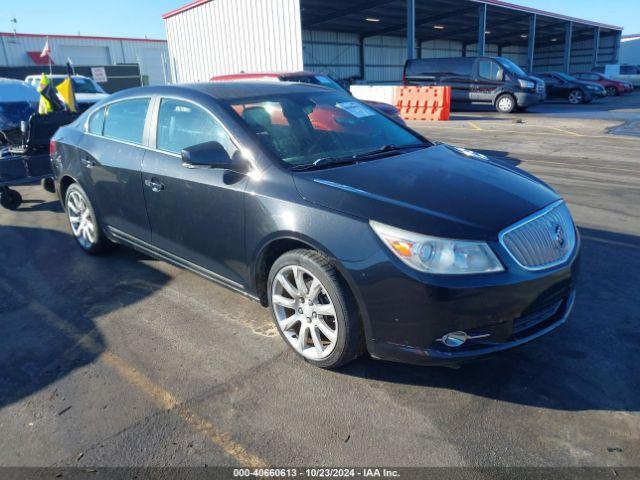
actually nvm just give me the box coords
[518,79,535,89]
[370,221,504,274]
[587,85,599,91]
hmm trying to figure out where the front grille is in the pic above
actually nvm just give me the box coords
[536,82,546,94]
[500,201,576,270]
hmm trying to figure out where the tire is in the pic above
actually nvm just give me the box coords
[268,249,364,369]
[64,183,114,254]
[495,94,516,114]
[41,178,56,193]
[0,188,22,210]
[606,86,618,96]
[567,89,584,105]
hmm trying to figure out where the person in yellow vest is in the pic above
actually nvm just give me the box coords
[37,73,65,114]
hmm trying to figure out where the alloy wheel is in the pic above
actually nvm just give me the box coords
[497,96,513,113]
[568,90,583,104]
[67,190,97,249]
[271,265,338,360]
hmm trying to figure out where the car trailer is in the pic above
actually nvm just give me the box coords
[0,111,77,210]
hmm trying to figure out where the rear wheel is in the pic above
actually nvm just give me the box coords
[606,86,618,96]
[65,183,114,254]
[0,188,22,210]
[41,178,56,193]
[495,94,516,114]
[568,89,584,105]
[268,249,363,369]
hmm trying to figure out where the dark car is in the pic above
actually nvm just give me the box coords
[403,56,546,113]
[51,82,579,369]
[532,72,606,104]
[211,71,405,124]
[574,72,634,96]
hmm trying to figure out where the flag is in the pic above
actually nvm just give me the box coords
[56,61,77,113]
[38,73,65,115]
[40,38,51,58]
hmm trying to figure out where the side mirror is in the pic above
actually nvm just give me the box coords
[181,141,249,173]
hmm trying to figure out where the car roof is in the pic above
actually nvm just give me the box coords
[105,81,336,102]
[211,71,323,81]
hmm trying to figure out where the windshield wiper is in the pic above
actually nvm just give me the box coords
[290,142,431,171]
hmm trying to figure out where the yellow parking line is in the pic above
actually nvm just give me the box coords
[2,279,267,468]
[468,121,483,131]
[543,125,583,137]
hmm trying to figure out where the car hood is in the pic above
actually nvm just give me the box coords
[574,80,604,89]
[362,100,398,116]
[293,144,560,240]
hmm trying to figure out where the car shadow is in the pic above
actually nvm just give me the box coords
[17,199,64,213]
[340,226,640,412]
[0,225,171,409]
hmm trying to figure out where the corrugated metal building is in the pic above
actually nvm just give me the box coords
[163,0,623,84]
[621,34,640,66]
[0,32,170,85]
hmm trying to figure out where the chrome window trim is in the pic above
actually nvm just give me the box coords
[498,199,576,272]
[81,94,260,173]
[83,131,152,151]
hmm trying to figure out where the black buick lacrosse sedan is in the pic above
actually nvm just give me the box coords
[51,82,579,368]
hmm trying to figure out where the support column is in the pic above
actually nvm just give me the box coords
[592,27,600,69]
[477,3,487,56]
[406,0,416,60]
[359,35,365,80]
[563,21,573,73]
[612,30,622,63]
[526,14,536,72]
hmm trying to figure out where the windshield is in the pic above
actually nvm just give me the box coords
[496,57,527,77]
[226,91,426,168]
[286,75,350,94]
[71,77,106,94]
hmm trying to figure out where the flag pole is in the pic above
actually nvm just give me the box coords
[48,37,52,75]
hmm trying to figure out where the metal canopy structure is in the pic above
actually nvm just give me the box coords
[161,0,624,83]
[300,0,622,72]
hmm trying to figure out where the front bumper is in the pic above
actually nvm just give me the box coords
[344,235,580,366]
[514,92,545,107]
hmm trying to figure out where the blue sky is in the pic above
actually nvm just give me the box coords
[2,0,639,39]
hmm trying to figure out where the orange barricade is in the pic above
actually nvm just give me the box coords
[394,86,451,121]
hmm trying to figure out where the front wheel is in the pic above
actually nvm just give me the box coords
[606,86,618,96]
[268,249,364,369]
[65,183,114,254]
[568,89,584,105]
[495,94,516,114]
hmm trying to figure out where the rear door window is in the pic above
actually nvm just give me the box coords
[103,98,150,145]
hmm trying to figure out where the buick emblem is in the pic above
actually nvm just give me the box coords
[553,223,565,249]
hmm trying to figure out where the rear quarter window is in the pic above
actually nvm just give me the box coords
[87,108,106,135]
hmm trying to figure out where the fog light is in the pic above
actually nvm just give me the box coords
[437,331,491,348]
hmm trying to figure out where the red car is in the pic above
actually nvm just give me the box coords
[211,71,405,125]
[573,72,634,96]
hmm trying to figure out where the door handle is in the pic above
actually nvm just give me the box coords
[144,178,165,192]
[80,157,95,168]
